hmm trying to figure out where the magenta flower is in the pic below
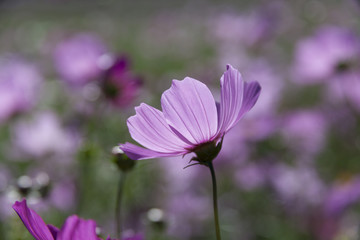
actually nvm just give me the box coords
[12,199,139,240]
[13,199,98,240]
[102,56,142,108]
[120,64,261,160]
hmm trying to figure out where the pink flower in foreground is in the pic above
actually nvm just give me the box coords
[13,199,98,240]
[120,64,261,160]
[13,199,141,240]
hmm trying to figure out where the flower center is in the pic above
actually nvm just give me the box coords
[103,80,121,98]
[191,139,223,164]
[335,60,353,73]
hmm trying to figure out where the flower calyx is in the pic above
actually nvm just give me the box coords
[188,137,224,167]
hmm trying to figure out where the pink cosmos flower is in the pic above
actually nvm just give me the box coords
[120,64,261,160]
[13,199,141,240]
[13,199,99,240]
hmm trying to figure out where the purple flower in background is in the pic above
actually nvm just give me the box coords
[54,34,107,85]
[235,163,267,191]
[211,3,280,47]
[243,60,283,116]
[327,71,360,112]
[281,110,328,157]
[102,56,142,108]
[166,192,210,238]
[120,64,261,160]
[339,72,360,111]
[158,156,210,237]
[292,26,360,84]
[49,181,76,211]
[13,112,80,159]
[324,177,360,216]
[0,56,42,123]
[270,164,326,207]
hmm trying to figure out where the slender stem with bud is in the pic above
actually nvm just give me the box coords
[208,161,222,240]
[115,172,126,238]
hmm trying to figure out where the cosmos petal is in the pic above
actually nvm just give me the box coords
[237,81,261,120]
[47,225,59,239]
[120,142,187,160]
[127,103,190,153]
[161,77,218,144]
[12,200,54,240]
[57,215,98,240]
[217,64,245,135]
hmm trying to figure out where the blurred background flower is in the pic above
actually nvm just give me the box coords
[0,56,42,124]
[53,33,108,85]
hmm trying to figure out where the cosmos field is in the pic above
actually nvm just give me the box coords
[0,1,360,240]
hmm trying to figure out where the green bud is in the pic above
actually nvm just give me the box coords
[112,146,136,172]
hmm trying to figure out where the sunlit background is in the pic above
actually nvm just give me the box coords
[1,0,360,239]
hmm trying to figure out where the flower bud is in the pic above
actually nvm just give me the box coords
[112,146,136,172]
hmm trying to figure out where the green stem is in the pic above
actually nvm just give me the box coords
[115,172,127,238]
[208,161,222,240]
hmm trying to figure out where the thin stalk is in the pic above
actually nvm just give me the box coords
[115,172,127,238]
[208,161,222,240]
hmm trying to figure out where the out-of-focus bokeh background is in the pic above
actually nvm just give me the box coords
[1,0,360,239]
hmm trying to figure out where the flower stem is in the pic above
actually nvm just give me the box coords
[208,161,222,240]
[115,172,126,238]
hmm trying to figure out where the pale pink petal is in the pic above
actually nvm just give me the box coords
[127,103,191,152]
[237,81,261,120]
[120,142,187,160]
[161,77,218,144]
[12,200,54,240]
[217,65,261,135]
[217,64,245,135]
[57,215,98,240]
